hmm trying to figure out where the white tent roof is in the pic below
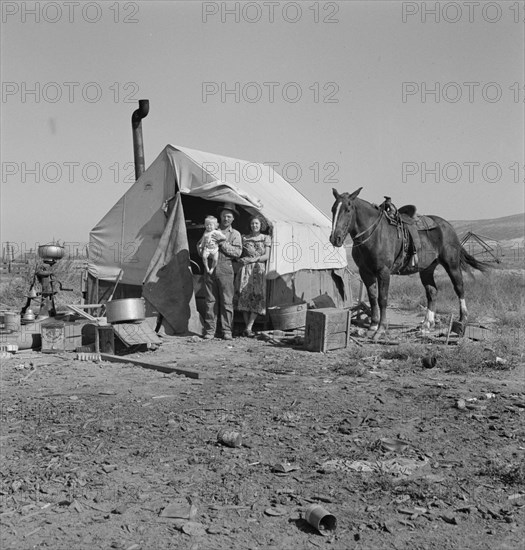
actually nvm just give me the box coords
[88,144,346,284]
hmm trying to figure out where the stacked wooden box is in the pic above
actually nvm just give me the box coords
[41,320,85,353]
[304,307,352,352]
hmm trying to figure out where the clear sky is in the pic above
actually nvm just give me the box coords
[1,0,524,254]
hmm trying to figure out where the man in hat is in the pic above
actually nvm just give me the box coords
[203,202,242,340]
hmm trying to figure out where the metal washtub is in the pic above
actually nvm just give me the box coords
[268,303,308,331]
[105,298,146,324]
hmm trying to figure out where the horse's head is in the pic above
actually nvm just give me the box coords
[329,187,363,247]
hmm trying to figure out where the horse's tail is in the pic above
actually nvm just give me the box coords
[459,247,491,272]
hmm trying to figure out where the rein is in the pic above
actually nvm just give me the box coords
[350,209,384,247]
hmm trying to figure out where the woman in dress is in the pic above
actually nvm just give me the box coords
[235,215,271,337]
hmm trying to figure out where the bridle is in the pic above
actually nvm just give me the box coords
[352,209,384,247]
[333,196,384,248]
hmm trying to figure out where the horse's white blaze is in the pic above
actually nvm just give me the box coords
[460,298,468,315]
[332,202,342,234]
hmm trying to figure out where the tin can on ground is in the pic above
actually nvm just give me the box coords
[217,428,242,448]
[304,503,337,535]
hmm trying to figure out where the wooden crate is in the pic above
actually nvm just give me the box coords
[41,320,85,352]
[304,308,351,353]
[64,321,85,351]
[41,320,66,353]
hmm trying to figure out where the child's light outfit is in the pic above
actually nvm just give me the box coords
[198,229,224,273]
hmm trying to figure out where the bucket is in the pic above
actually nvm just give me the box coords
[268,303,307,331]
[4,312,20,333]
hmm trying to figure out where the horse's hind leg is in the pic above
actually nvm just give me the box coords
[419,261,438,332]
[442,261,468,328]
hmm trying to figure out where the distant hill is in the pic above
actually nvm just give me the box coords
[450,213,524,244]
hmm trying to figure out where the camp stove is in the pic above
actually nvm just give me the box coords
[20,244,72,319]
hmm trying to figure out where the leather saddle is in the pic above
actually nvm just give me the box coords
[398,204,438,231]
[380,197,438,273]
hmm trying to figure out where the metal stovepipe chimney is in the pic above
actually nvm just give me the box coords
[131,99,150,180]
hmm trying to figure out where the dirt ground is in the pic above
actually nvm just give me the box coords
[1,308,524,550]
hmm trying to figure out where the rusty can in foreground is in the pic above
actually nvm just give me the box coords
[304,503,337,535]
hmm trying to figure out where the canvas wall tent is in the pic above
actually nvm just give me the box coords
[87,144,351,334]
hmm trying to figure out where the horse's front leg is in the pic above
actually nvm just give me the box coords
[372,268,391,342]
[359,269,379,334]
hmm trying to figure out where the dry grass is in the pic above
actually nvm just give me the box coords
[437,339,520,373]
[388,267,524,327]
[378,338,522,372]
[347,261,524,329]
[479,457,525,487]
[0,260,84,312]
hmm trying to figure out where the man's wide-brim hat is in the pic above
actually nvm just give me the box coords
[218,202,239,217]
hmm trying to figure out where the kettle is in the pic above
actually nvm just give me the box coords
[22,309,35,322]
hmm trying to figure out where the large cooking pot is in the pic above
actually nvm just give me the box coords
[38,244,65,261]
[106,298,146,324]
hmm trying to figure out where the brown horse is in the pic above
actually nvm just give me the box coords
[330,187,489,340]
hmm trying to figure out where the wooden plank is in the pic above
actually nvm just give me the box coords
[66,304,98,321]
[97,326,115,354]
[112,321,162,346]
[99,353,206,379]
[445,313,454,345]
[463,324,492,341]
[304,312,325,352]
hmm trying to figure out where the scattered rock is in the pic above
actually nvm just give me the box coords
[217,428,242,448]
[181,521,206,536]
[441,512,458,525]
[311,494,333,503]
[265,506,287,516]
[272,462,300,473]
[380,438,409,452]
[161,499,197,520]
[111,504,128,515]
